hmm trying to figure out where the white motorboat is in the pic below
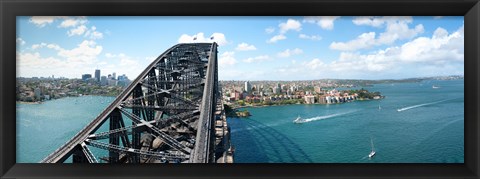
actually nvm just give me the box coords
[293,116,305,124]
[368,138,376,158]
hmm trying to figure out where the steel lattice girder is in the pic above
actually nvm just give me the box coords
[40,43,217,163]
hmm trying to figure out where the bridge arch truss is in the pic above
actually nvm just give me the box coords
[41,43,219,163]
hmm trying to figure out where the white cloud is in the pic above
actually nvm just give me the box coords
[57,40,103,65]
[277,48,303,58]
[58,17,103,39]
[59,17,87,28]
[397,25,463,63]
[29,16,63,27]
[303,16,340,30]
[267,34,286,43]
[210,33,228,46]
[178,32,228,46]
[352,16,386,27]
[279,19,302,34]
[29,16,102,40]
[28,40,102,68]
[242,55,270,63]
[17,51,99,78]
[277,24,464,79]
[105,53,116,58]
[67,25,88,36]
[16,38,26,45]
[46,44,62,51]
[84,26,104,39]
[235,43,257,51]
[331,16,424,51]
[31,43,47,50]
[99,53,143,79]
[265,27,275,34]
[330,32,377,51]
[218,51,237,67]
[378,18,424,44]
[299,34,322,41]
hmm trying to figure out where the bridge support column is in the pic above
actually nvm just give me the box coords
[146,69,156,122]
[109,109,122,163]
[72,145,88,163]
[131,85,143,163]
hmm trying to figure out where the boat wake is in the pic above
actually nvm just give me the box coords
[397,99,450,112]
[297,111,357,123]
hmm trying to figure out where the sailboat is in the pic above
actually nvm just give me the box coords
[368,138,376,158]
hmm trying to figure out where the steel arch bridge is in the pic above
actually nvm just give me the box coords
[41,43,233,163]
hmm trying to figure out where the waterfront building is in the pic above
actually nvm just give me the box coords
[304,95,315,104]
[326,96,332,104]
[95,69,101,82]
[82,74,92,81]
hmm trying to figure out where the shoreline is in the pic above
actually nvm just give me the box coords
[232,103,300,110]
[230,98,383,110]
[16,94,118,105]
[16,101,42,105]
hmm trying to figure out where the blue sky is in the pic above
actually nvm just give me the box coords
[16,16,464,80]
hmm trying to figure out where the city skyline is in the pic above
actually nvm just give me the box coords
[16,16,464,80]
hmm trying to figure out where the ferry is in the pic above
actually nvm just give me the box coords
[293,116,306,124]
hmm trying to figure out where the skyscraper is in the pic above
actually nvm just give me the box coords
[95,69,100,82]
[245,81,252,93]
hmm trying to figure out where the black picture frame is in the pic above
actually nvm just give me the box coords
[1,0,479,178]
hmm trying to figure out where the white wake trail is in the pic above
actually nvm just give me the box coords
[397,99,450,112]
[299,111,357,123]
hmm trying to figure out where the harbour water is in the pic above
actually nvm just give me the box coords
[228,79,464,163]
[16,96,115,163]
[16,80,464,163]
